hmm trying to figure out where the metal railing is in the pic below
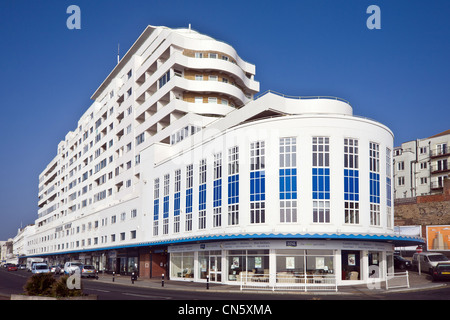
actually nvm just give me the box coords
[254,90,351,105]
[239,273,338,292]
[386,271,410,290]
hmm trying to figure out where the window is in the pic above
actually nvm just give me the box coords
[199,160,207,229]
[127,69,132,79]
[250,141,265,224]
[279,137,297,223]
[158,70,170,89]
[312,137,330,223]
[228,146,239,225]
[163,174,170,234]
[386,148,392,228]
[136,132,145,145]
[153,178,160,236]
[208,97,217,104]
[195,96,203,103]
[250,141,265,171]
[195,74,203,81]
[344,138,359,224]
[313,200,330,223]
[209,75,218,81]
[185,164,193,231]
[370,142,380,226]
[213,153,222,227]
[398,176,405,186]
[397,161,405,171]
[174,169,181,233]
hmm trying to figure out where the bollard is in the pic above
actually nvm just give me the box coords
[206,275,209,290]
[131,272,137,284]
[112,271,115,282]
[162,273,165,287]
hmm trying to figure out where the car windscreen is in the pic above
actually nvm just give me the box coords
[429,255,449,262]
[396,256,408,261]
[36,265,48,270]
[437,265,450,271]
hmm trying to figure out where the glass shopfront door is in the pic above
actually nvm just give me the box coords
[209,255,222,282]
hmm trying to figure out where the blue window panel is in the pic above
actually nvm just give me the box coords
[163,196,169,218]
[250,170,265,203]
[370,172,380,204]
[174,192,180,216]
[153,199,159,221]
[213,179,222,207]
[199,184,206,210]
[186,188,193,213]
[279,176,285,192]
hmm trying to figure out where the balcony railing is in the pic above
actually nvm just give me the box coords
[431,163,449,174]
[430,147,449,158]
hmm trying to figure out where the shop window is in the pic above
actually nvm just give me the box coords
[227,250,269,282]
[170,252,194,279]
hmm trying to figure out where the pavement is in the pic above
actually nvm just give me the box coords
[0,270,445,300]
[91,270,447,296]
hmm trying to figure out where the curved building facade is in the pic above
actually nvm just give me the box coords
[28,25,423,287]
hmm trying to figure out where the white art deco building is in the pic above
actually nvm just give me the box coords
[29,25,423,286]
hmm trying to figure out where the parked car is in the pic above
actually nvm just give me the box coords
[81,265,97,278]
[394,255,412,270]
[17,264,26,270]
[412,252,450,274]
[32,263,50,274]
[50,265,61,274]
[432,263,450,281]
[7,264,18,271]
[64,262,83,275]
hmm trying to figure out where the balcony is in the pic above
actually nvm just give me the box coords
[430,147,449,158]
[431,162,449,174]
[431,181,445,190]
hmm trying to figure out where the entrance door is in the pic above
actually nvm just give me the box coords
[209,255,222,282]
[341,250,361,280]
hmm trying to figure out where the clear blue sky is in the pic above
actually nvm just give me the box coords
[0,0,449,239]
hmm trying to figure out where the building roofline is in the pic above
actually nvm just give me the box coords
[90,25,157,101]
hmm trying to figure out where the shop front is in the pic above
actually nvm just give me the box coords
[168,238,395,286]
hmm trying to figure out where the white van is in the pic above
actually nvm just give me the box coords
[412,252,449,274]
[64,261,83,275]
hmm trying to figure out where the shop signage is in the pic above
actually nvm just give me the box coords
[286,241,297,247]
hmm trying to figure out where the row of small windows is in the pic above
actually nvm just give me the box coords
[151,137,393,235]
[30,209,138,253]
